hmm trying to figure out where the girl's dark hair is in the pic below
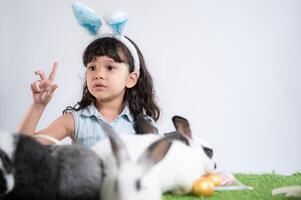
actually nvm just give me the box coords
[63,37,160,121]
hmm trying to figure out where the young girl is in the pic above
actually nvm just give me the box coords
[17,36,160,148]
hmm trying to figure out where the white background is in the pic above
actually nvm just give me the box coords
[0,0,300,174]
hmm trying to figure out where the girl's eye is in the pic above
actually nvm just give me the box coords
[107,65,116,71]
[87,66,95,71]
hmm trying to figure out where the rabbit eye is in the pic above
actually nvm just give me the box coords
[135,179,141,191]
[202,146,213,159]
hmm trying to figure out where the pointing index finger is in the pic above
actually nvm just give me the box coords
[48,62,58,81]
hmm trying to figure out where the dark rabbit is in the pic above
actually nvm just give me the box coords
[0,132,59,200]
[49,144,104,200]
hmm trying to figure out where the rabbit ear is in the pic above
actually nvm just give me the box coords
[101,123,130,167]
[134,113,159,134]
[137,136,172,174]
[172,116,192,139]
[103,11,128,36]
[72,2,102,35]
[164,131,189,145]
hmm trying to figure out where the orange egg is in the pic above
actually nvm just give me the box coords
[192,177,215,196]
[204,172,222,186]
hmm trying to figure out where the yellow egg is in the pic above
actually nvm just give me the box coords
[204,172,222,186]
[192,177,215,196]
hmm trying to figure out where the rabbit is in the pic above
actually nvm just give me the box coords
[92,115,216,195]
[145,115,216,194]
[48,144,104,200]
[0,131,59,200]
[165,116,216,169]
[99,122,172,200]
[135,114,214,160]
[0,131,105,200]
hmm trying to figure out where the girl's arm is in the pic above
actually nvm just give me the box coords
[34,113,75,145]
[16,63,75,145]
[17,104,75,145]
[16,102,47,136]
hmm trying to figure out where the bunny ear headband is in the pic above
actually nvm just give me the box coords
[72,2,140,76]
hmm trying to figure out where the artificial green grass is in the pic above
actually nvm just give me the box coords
[163,173,301,200]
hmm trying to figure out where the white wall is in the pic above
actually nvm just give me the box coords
[0,0,300,174]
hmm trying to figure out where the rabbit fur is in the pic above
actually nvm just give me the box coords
[98,122,173,200]
[92,115,216,195]
[0,131,104,200]
[0,132,59,200]
[48,144,104,200]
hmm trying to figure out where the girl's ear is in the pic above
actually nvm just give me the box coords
[126,72,138,88]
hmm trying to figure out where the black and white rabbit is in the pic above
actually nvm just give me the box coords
[0,131,59,200]
[0,131,104,200]
[92,115,216,195]
[99,122,172,200]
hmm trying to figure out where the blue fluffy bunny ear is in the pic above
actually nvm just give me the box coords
[103,11,128,36]
[72,2,102,35]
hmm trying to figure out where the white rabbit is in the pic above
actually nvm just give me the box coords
[92,115,216,196]
[99,122,172,200]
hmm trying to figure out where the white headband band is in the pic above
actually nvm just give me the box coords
[72,2,140,76]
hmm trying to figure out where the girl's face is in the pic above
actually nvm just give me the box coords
[86,56,138,103]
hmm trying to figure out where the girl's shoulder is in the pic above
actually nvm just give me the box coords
[59,112,75,133]
[67,104,93,120]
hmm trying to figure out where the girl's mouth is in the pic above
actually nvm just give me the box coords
[93,84,107,91]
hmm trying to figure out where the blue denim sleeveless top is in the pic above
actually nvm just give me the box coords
[71,103,135,148]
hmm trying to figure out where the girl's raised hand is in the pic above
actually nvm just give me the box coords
[31,63,59,105]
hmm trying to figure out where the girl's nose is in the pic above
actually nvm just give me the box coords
[94,75,104,80]
[93,68,104,80]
